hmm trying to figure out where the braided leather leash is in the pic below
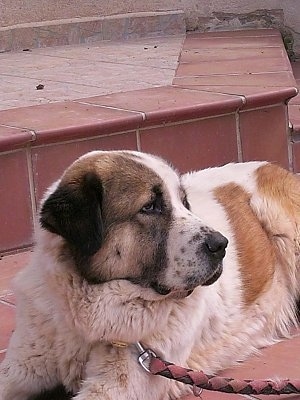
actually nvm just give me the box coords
[135,342,300,396]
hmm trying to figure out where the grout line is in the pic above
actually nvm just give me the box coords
[74,101,146,118]
[136,130,141,151]
[236,111,243,162]
[287,120,294,172]
[239,102,286,113]
[26,147,38,231]
[174,69,291,78]
[31,128,140,149]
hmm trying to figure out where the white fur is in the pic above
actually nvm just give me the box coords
[0,155,299,400]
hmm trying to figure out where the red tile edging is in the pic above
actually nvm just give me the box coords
[0,28,299,253]
[0,29,298,152]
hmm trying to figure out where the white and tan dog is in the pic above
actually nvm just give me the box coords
[0,150,299,400]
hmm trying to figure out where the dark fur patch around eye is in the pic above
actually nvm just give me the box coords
[40,172,104,257]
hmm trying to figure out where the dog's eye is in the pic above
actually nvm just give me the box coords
[182,196,190,210]
[140,197,163,215]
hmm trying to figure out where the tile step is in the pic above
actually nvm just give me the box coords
[0,28,299,254]
[0,10,186,52]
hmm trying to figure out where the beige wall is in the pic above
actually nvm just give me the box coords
[0,0,299,55]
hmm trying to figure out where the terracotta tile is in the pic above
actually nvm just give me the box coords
[0,351,5,363]
[289,93,300,105]
[291,61,300,79]
[0,302,15,351]
[79,86,242,125]
[140,115,238,173]
[173,72,297,88]
[176,57,290,77]
[174,85,297,109]
[239,105,289,168]
[0,151,34,253]
[0,251,31,296]
[180,47,285,63]
[0,102,142,145]
[186,29,280,39]
[222,333,300,400]
[0,125,34,152]
[32,131,138,203]
[180,332,300,400]
[241,88,298,109]
[291,142,300,172]
[289,105,300,132]
[179,391,244,400]
[179,391,247,400]
[183,35,282,50]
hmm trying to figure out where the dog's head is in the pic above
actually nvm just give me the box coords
[40,151,227,297]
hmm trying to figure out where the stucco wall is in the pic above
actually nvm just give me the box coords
[0,0,299,56]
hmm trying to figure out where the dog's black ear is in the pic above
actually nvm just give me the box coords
[40,171,104,256]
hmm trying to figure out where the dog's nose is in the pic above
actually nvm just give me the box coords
[204,232,228,260]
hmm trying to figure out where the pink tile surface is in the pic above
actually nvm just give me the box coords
[289,93,300,105]
[292,61,300,79]
[186,29,280,39]
[79,86,243,125]
[0,302,15,351]
[0,28,297,254]
[174,85,298,110]
[176,57,290,76]
[0,102,142,145]
[0,351,5,362]
[0,251,31,296]
[0,151,34,253]
[0,125,33,152]
[183,35,282,50]
[180,392,243,400]
[239,105,289,168]
[180,47,285,63]
[292,142,300,172]
[140,115,238,173]
[289,105,300,133]
[32,131,138,203]
[173,71,296,88]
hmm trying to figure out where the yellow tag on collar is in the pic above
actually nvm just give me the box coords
[111,341,129,348]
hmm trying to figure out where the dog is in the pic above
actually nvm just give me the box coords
[0,150,299,400]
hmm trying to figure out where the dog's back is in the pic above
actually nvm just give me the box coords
[182,161,300,372]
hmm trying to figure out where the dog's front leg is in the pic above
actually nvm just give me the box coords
[71,343,173,400]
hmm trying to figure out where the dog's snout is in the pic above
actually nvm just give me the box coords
[204,232,228,260]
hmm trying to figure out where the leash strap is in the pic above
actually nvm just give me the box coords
[135,342,300,396]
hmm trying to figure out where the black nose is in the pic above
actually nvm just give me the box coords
[204,232,228,260]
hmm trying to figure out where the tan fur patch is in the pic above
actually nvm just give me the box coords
[256,163,300,221]
[61,152,165,219]
[214,183,276,305]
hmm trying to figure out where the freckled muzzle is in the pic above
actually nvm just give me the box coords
[151,218,228,296]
